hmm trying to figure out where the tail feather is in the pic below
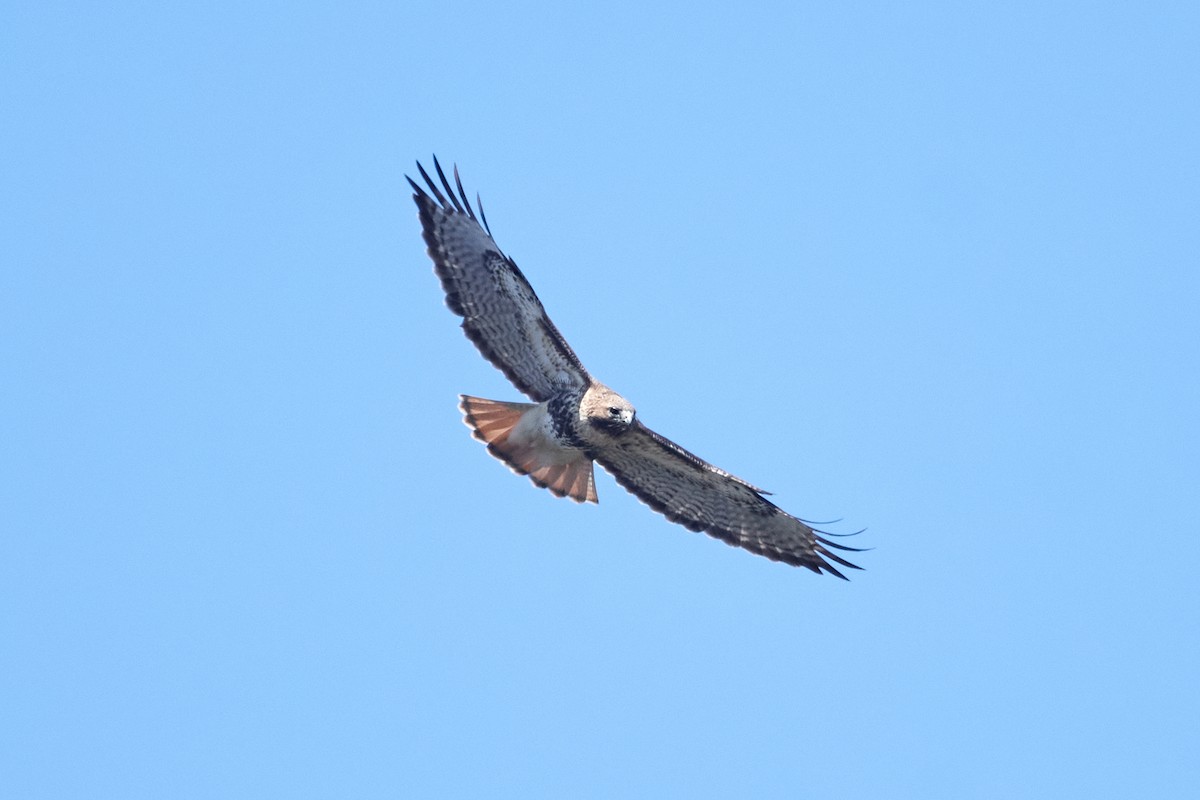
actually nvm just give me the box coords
[538,463,566,487]
[460,395,598,504]
[565,463,597,504]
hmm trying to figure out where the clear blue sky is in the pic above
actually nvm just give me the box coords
[3,2,1198,797]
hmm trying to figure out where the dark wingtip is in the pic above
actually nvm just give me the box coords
[824,563,850,580]
[817,543,865,574]
[452,164,477,221]
[814,524,870,553]
[414,158,488,235]
[433,156,466,214]
[416,159,450,207]
[476,192,492,235]
[406,174,429,202]
[818,538,870,554]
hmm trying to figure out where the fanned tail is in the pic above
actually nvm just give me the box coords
[460,395,598,504]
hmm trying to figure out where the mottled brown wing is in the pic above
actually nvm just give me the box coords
[595,422,864,577]
[409,158,589,402]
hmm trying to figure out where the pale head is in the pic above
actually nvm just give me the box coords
[582,383,636,436]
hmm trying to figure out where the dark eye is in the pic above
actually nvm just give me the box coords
[608,407,621,417]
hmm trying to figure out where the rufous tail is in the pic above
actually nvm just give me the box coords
[459,395,598,504]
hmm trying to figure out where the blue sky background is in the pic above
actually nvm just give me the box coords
[3,2,1198,797]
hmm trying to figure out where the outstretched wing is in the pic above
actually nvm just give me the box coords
[595,422,864,578]
[409,158,589,402]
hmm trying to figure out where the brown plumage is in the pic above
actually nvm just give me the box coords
[410,158,865,577]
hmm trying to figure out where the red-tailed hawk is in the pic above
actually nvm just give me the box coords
[409,158,864,577]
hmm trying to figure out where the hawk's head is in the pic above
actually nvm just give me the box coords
[582,383,635,436]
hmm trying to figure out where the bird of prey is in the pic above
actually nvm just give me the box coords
[408,158,864,577]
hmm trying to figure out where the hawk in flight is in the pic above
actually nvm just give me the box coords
[409,158,864,577]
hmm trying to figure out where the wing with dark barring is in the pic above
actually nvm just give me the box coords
[409,158,589,402]
[596,421,864,577]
